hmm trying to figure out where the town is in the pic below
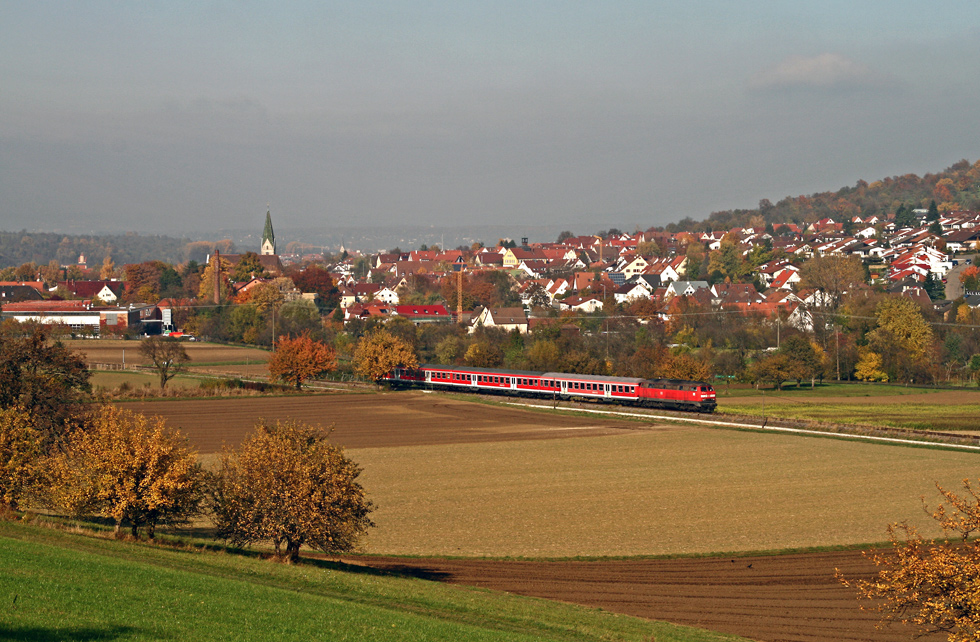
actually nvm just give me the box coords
[3,196,980,388]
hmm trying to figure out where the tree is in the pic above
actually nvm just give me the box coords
[0,321,90,446]
[352,329,418,382]
[464,341,503,368]
[288,264,339,309]
[47,406,202,538]
[138,336,191,389]
[99,254,116,280]
[924,272,946,301]
[230,252,268,282]
[868,297,934,381]
[210,420,374,562]
[960,266,980,293]
[748,353,792,390]
[854,348,888,381]
[0,407,42,512]
[268,335,336,389]
[197,255,233,302]
[798,255,866,311]
[840,480,980,641]
[777,335,822,386]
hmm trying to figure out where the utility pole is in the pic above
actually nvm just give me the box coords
[835,322,840,381]
[455,263,464,323]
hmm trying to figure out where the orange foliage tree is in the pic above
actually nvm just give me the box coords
[0,407,42,512]
[268,335,337,390]
[210,420,374,563]
[46,406,202,538]
[352,329,418,382]
[840,480,980,641]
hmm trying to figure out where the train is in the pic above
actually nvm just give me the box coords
[381,364,717,413]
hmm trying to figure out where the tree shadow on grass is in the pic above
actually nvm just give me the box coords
[300,555,454,582]
[0,624,142,641]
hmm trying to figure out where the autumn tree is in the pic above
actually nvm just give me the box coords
[99,254,116,280]
[230,252,268,282]
[197,255,233,303]
[0,407,42,512]
[841,480,980,641]
[960,266,980,293]
[464,341,503,368]
[268,334,337,389]
[352,329,418,382]
[867,297,934,382]
[210,420,374,562]
[798,254,866,312]
[288,264,339,309]
[138,336,191,389]
[777,334,822,387]
[0,321,90,446]
[748,353,792,390]
[854,347,888,381]
[47,406,202,538]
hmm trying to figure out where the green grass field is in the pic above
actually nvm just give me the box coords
[351,428,980,557]
[90,370,202,391]
[719,400,980,431]
[715,381,943,398]
[0,520,748,642]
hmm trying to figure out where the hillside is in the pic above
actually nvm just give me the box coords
[666,159,980,233]
[0,519,749,642]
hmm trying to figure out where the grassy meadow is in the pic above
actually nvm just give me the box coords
[0,520,749,642]
[352,427,980,558]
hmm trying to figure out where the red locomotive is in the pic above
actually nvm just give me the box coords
[381,364,717,413]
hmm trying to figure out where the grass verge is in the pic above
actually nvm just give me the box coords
[0,519,749,642]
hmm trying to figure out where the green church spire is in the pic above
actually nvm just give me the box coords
[261,208,276,255]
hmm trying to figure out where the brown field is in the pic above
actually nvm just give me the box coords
[121,391,970,642]
[359,550,940,642]
[121,392,636,453]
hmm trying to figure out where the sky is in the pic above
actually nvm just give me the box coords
[2,1,979,238]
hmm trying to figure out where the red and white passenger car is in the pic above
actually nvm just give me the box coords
[381,364,717,413]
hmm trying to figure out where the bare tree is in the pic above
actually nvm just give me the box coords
[139,336,191,389]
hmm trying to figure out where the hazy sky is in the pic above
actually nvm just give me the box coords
[2,1,979,236]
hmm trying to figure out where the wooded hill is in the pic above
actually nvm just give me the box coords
[663,159,980,233]
[0,232,238,270]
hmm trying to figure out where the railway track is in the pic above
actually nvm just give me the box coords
[498,397,980,452]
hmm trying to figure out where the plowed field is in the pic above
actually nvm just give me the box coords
[121,392,638,452]
[120,391,953,642]
[357,550,940,642]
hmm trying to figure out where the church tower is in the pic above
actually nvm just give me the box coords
[261,208,276,255]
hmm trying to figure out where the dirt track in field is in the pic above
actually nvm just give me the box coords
[121,391,942,642]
